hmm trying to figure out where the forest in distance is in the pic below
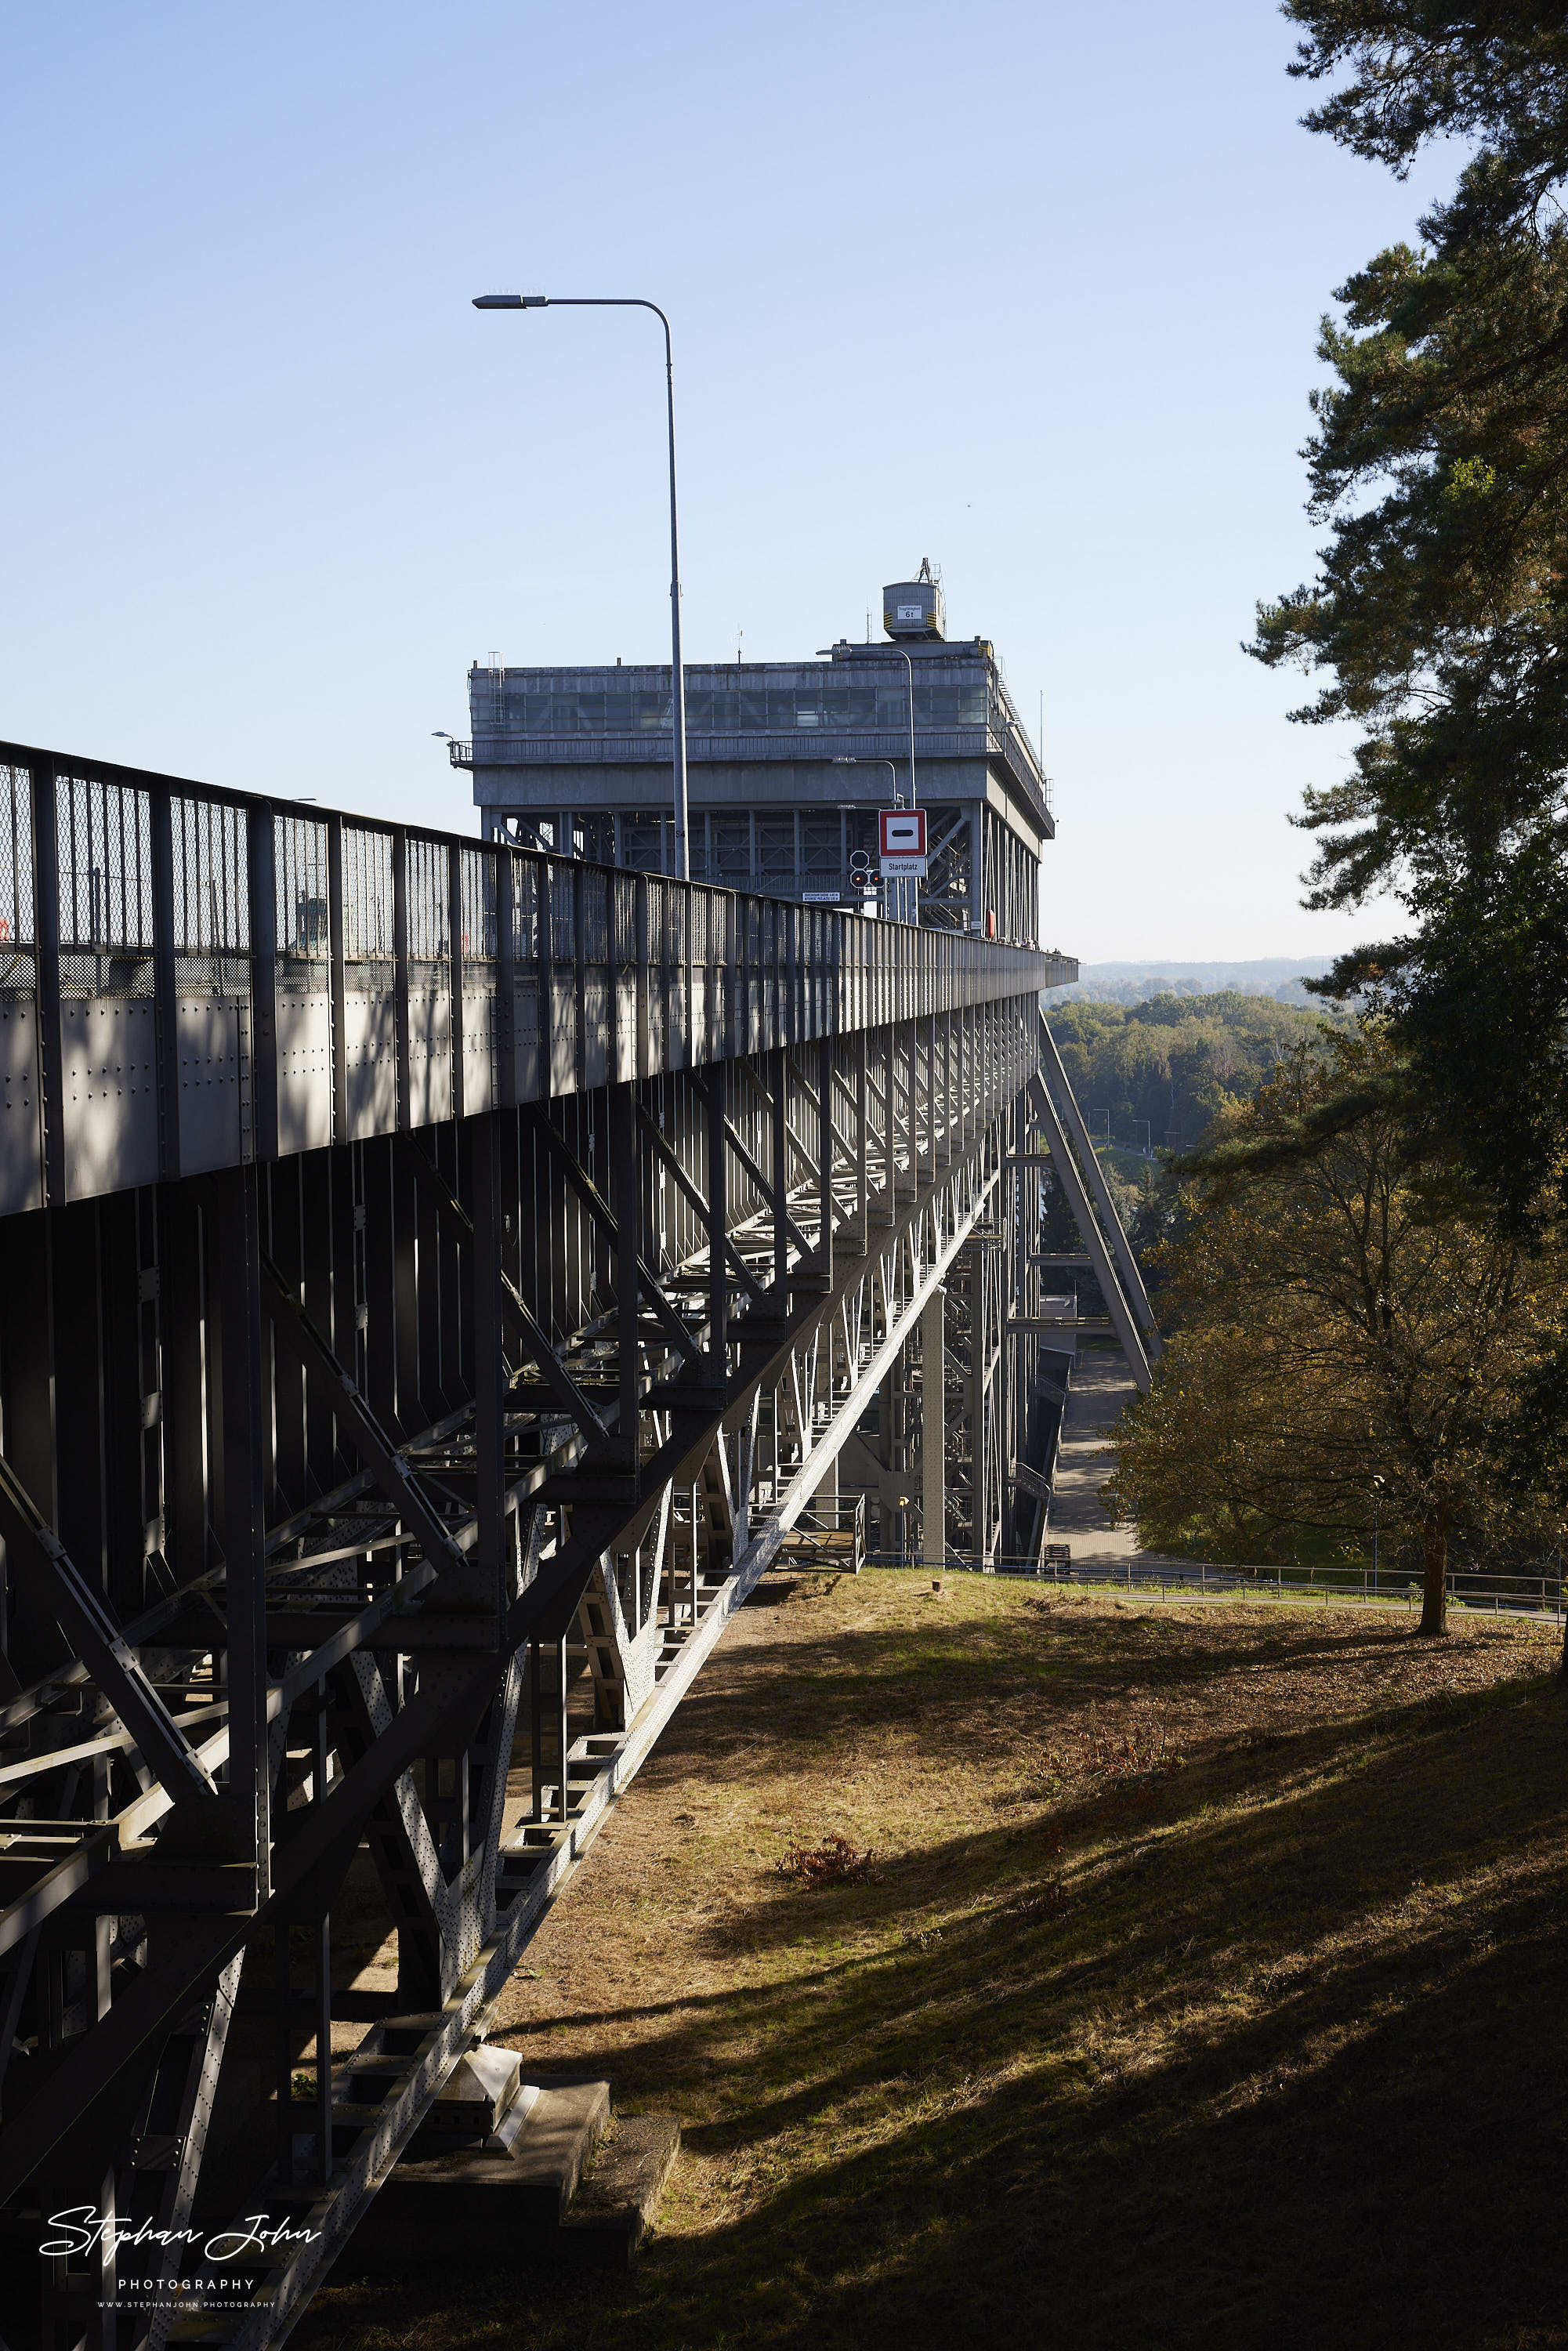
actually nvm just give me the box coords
[1044,987,1333,1159]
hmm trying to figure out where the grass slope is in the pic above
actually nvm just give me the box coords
[300,1574,1568,2351]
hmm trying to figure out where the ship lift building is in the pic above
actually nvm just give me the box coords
[453,567,1052,945]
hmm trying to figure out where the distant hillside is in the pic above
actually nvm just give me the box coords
[1046,989,1331,1156]
[1052,958,1327,1008]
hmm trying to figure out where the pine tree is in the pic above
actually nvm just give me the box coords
[1254,5,1568,1228]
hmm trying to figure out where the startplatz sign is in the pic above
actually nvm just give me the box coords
[878,807,928,878]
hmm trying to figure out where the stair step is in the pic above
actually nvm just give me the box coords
[507,2076,610,2218]
[559,2113,681,2270]
[344,2076,612,2266]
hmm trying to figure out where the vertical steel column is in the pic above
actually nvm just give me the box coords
[150,780,183,1183]
[327,814,347,1144]
[853,1031,868,1255]
[770,1047,788,1298]
[556,1632,570,1822]
[102,1192,152,1617]
[969,1241,988,1562]
[907,1025,920,1191]
[610,1082,639,1475]
[313,1684,333,2186]
[273,1911,295,2183]
[495,847,516,1110]
[392,827,411,1131]
[248,803,279,1165]
[0,1216,59,1682]
[877,1026,896,1224]
[301,1150,338,1489]
[573,863,586,1091]
[363,1142,402,1434]
[704,1060,727,1375]
[529,1637,543,1824]
[160,1183,207,1585]
[216,1162,270,1900]
[923,1016,937,1176]
[270,1161,306,1519]
[31,756,64,1209]
[471,1110,506,1621]
[448,841,465,1117]
[634,873,650,1085]
[817,1034,834,1284]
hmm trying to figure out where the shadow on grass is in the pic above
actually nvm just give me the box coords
[295,1620,1568,2351]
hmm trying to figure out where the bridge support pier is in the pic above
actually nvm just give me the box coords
[922,1285,945,1568]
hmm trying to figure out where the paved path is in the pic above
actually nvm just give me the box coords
[1047,1342,1186,1573]
[1036,1349,1563,1632]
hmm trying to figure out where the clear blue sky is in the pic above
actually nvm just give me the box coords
[0,2,1452,964]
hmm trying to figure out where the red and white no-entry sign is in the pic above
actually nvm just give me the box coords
[878,808,927,858]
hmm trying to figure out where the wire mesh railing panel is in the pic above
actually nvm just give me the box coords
[581,867,608,962]
[404,835,449,968]
[172,796,249,989]
[611,871,637,969]
[549,863,575,963]
[460,845,495,962]
[0,766,35,993]
[276,813,331,973]
[512,854,540,960]
[342,825,394,969]
[56,773,154,998]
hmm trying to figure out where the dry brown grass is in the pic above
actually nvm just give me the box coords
[297,1573,1568,2351]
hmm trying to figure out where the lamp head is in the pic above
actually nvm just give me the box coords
[473,293,549,309]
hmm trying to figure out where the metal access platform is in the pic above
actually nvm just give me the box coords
[0,737,1153,2348]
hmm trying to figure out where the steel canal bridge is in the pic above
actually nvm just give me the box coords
[0,737,1152,2347]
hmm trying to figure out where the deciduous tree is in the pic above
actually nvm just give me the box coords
[1105,1030,1565,1633]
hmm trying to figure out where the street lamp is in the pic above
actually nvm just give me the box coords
[473,292,690,880]
[820,641,919,923]
[833,757,899,920]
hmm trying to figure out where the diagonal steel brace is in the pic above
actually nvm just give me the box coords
[0,1453,216,1807]
[635,1103,768,1310]
[526,1108,704,1366]
[259,1257,473,1578]
[395,1135,612,1437]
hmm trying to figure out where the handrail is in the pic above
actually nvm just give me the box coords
[0,738,1059,1211]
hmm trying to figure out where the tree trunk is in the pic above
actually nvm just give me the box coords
[1418,1511,1447,1638]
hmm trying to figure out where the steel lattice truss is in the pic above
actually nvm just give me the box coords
[0,741,1083,2350]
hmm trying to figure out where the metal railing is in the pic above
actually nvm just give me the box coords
[0,739,1056,1213]
[910,1552,1568,1625]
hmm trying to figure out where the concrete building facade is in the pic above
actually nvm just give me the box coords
[456,580,1053,943]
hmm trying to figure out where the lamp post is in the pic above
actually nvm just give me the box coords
[821,643,919,924]
[833,757,900,922]
[473,292,690,880]
[893,646,918,926]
